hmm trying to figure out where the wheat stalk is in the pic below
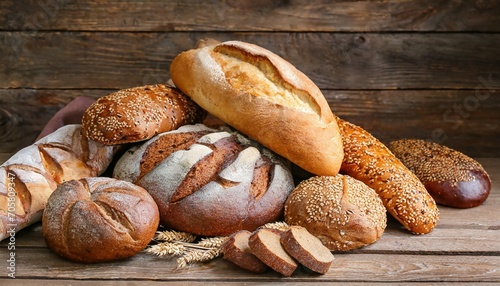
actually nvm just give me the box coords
[155,230,197,242]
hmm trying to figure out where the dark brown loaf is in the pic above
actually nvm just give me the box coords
[248,228,298,277]
[388,139,491,208]
[0,125,116,241]
[170,40,344,176]
[337,118,439,234]
[280,226,334,274]
[113,124,295,236]
[81,84,206,145]
[284,175,386,251]
[42,177,159,263]
[221,230,269,273]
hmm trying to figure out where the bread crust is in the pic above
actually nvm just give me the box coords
[248,228,298,277]
[0,125,116,241]
[389,139,491,208]
[42,177,159,263]
[285,175,386,251]
[170,41,343,176]
[280,226,334,274]
[221,230,268,273]
[337,118,439,234]
[113,124,295,236]
[82,84,206,145]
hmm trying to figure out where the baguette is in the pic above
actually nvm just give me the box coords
[170,40,343,176]
[337,118,439,234]
[0,125,116,241]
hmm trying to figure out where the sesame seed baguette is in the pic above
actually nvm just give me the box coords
[0,125,117,241]
[389,139,491,208]
[248,228,298,277]
[170,40,344,176]
[337,118,439,234]
[280,226,334,275]
[221,230,269,273]
[82,84,206,145]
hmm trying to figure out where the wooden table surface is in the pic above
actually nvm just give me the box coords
[0,156,498,285]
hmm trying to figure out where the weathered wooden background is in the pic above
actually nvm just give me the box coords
[1,0,499,158]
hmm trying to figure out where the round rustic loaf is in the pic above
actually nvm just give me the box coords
[81,84,206,145]
[388,139,491,208]
[284,175,387,251]
[42,177,160,263]
[113,124,295,236]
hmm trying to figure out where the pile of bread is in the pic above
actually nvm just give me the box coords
[0,40,491,274]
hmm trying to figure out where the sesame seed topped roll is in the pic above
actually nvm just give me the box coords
[82,84,206,145]
[337,118,439,235]
[389,139,491,209]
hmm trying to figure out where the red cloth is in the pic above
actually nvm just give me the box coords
[36,96,96,140]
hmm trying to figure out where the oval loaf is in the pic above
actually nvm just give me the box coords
[170,40,343,176]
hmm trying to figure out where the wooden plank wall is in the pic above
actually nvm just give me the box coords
[1,0,499,158]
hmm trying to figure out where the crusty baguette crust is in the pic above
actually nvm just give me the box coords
[280,226,334,275]
[337,118,439,234]
[170,40,343,176]
[0,125,116,241]
[221,230,268,273]
[248,228,298,277]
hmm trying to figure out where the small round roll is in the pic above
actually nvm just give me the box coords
[42,177,160,263]
[284,175,387,251]
[389,139,491,208]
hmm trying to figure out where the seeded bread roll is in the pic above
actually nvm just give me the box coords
[337,118,439,234]
[248,228,298,277]
[285,175,386,251]
[82,84,206,145]
[42,177,160,263]
[221,230,269,273]
[388,139,491,208]
[113,124,295,236]
[280,226,334,274]
[170,40,343,176]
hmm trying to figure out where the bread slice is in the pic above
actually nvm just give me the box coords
[221,230,268,273]
[248,228,298,277]
[280,226,334,274]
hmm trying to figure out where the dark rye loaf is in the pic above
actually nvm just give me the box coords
[113,124,295,236]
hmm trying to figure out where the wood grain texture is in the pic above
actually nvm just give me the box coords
[1,32,499,90]
[1,0,499,32]
[1,89,498,156]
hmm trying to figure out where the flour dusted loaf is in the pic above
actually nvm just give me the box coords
[389,139,491,208]
[285,175,386,251]
[0,124,116,241]
[113,124,295,236]
[42,177,159,263]
[82,84,206,145]
[170,40,343,176]
[337,118,439,234]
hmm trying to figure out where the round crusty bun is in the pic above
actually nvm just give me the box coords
[284,175,386,251]
[170,40,343,176]
[42,177,160,263]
